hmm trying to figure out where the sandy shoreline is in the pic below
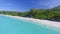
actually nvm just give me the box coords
[0,14,60,30]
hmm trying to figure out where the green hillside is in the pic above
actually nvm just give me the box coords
[0,6,60,22]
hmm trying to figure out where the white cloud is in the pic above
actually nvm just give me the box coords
[36,0,60,8]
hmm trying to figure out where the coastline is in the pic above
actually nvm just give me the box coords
[0,14,60,30]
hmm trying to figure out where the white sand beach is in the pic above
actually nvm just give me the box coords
[0,14,60,30]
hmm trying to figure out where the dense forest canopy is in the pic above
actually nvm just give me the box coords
[0,6,60,22]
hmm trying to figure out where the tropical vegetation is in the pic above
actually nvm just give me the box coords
[0,6,60,22]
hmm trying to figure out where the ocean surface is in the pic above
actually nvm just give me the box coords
[0,15,60,34]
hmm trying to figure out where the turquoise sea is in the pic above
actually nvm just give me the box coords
[0,15,60,34]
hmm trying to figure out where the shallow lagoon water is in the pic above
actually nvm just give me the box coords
[0,16,60,34]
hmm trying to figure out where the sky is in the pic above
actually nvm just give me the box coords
[0,0,60,12]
